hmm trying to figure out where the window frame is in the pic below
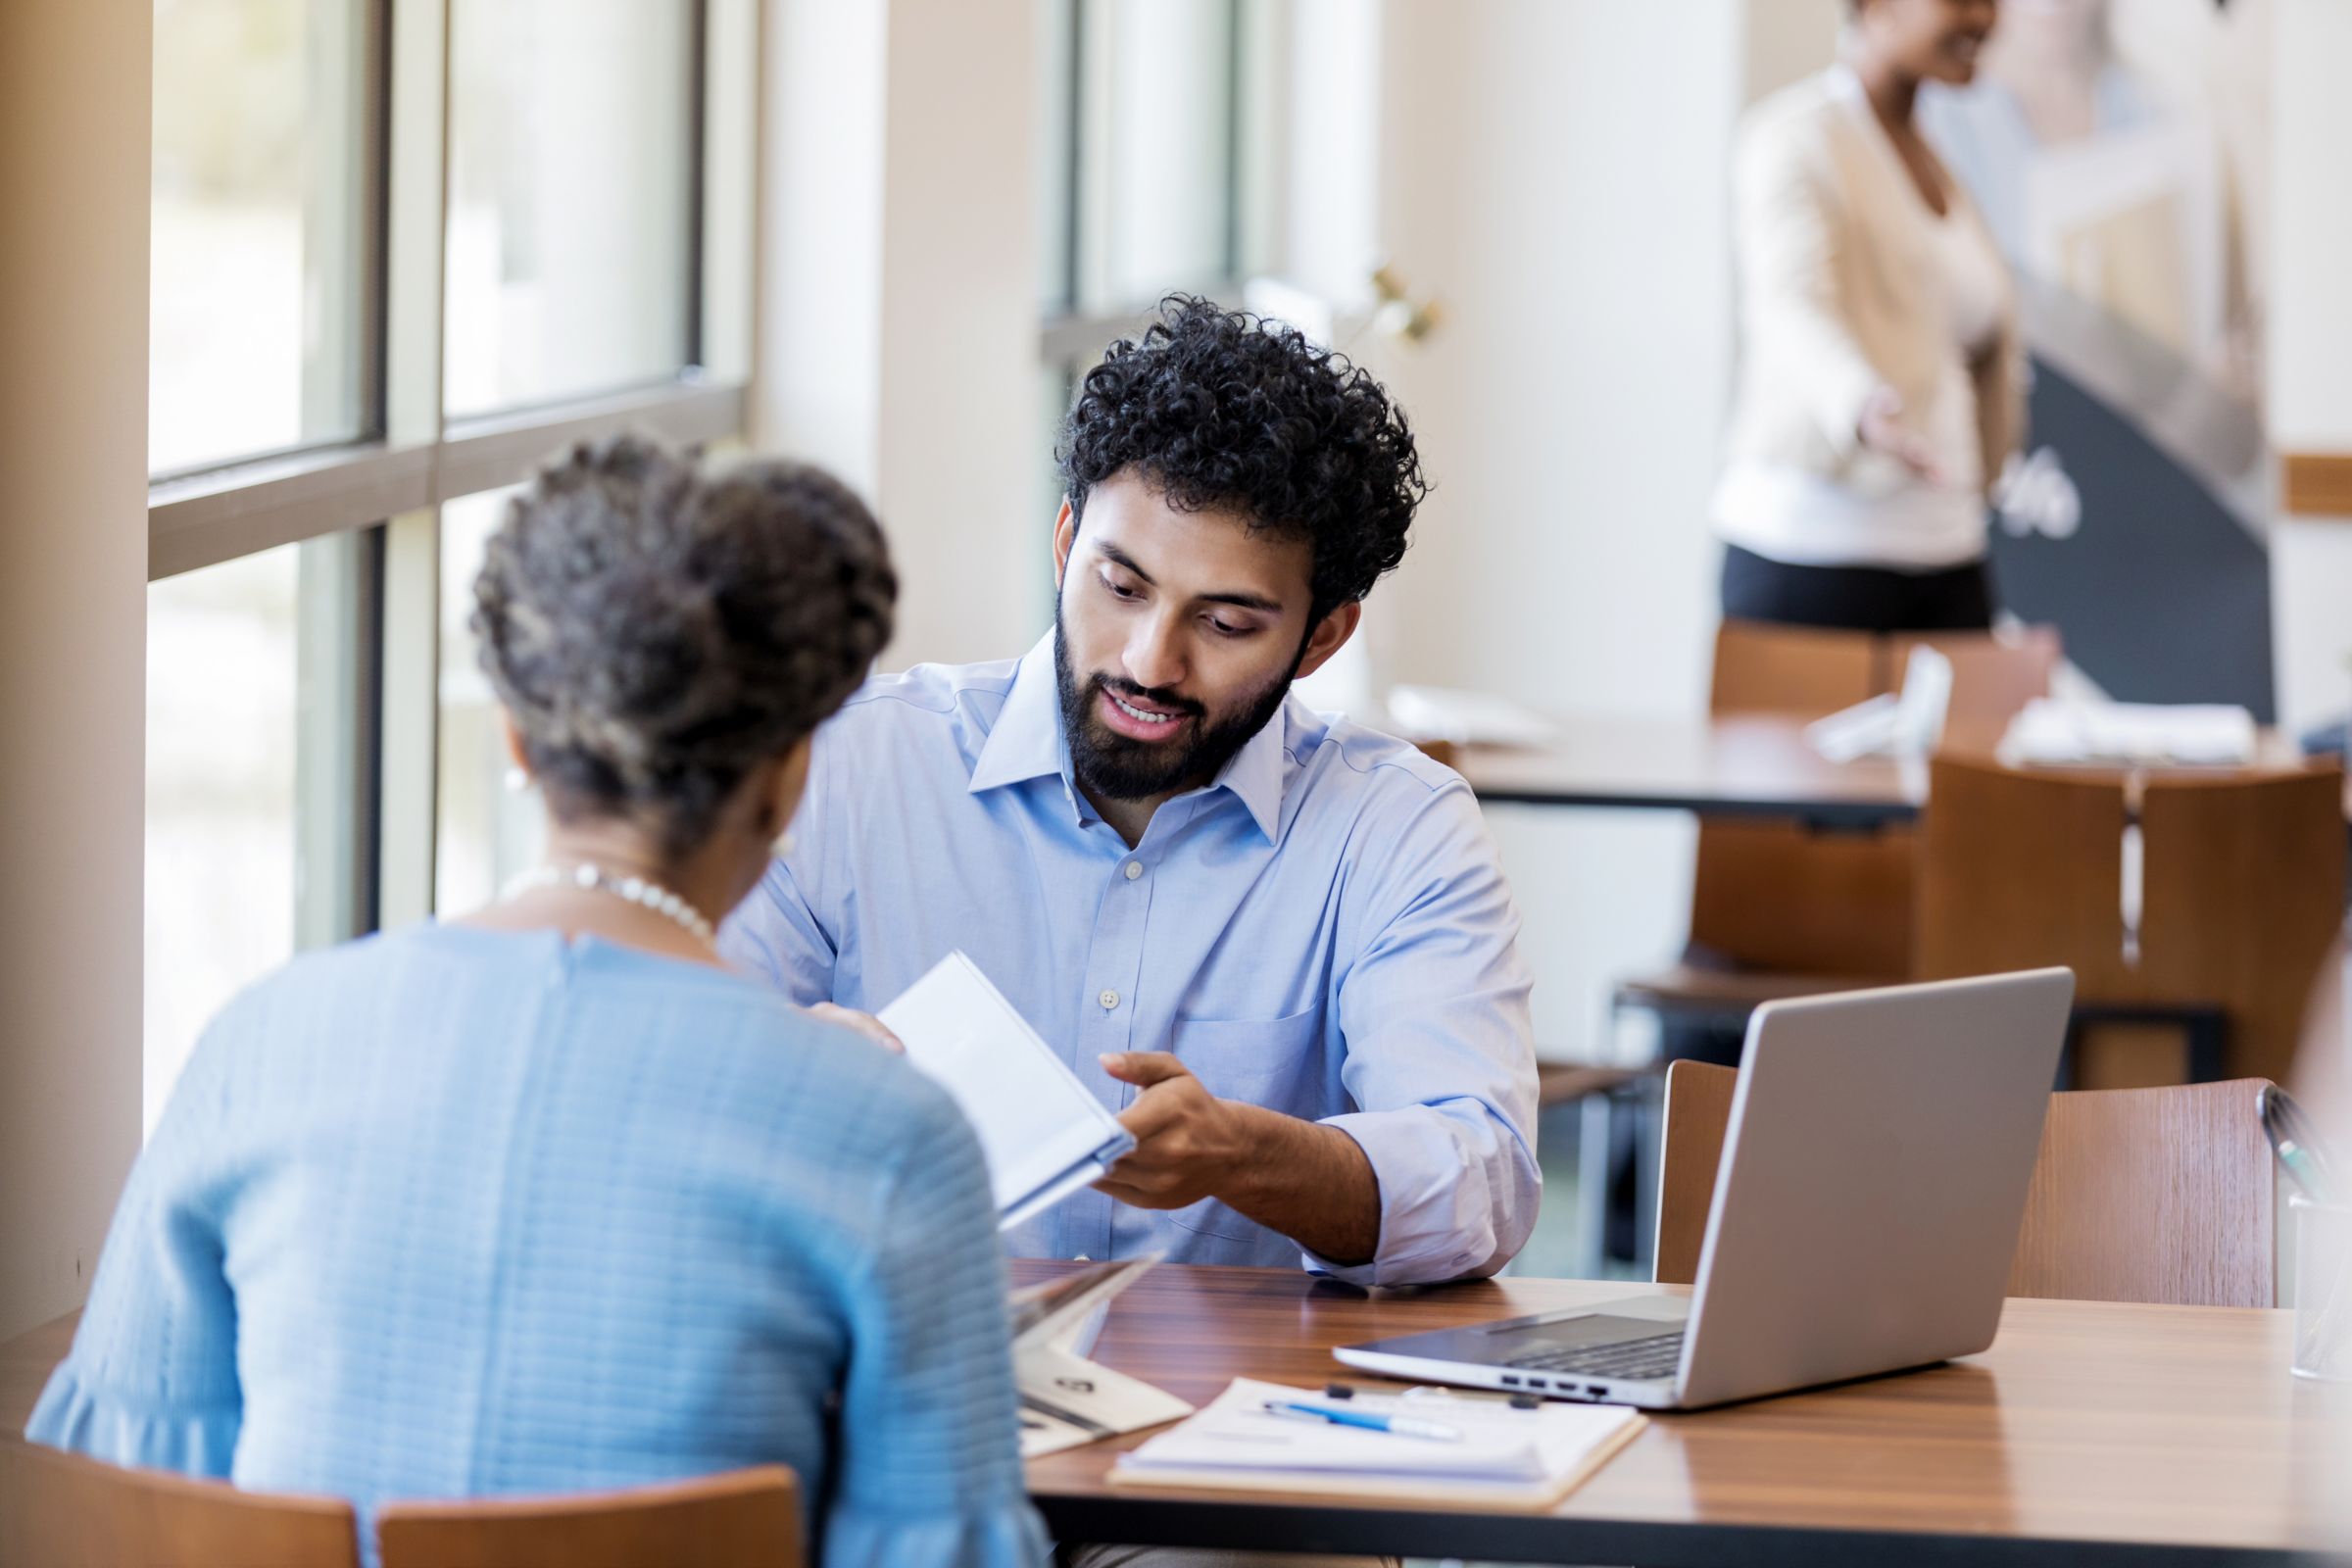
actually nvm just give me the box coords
[143,0,761,940]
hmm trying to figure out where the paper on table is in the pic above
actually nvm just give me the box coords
[1112,1378,1645,1506]
[878,952,1135,1229]
[1998,698,2257,766]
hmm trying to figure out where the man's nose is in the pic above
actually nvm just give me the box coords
[1122,612,1187,695]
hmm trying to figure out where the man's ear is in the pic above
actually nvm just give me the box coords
[1052,497,1077,590]
[1294,600,1362,681]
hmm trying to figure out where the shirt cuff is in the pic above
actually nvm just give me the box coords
[1301,1108,1505,1289]
[24,1363,240,1479]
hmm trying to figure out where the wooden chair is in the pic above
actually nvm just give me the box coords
[375,1466,801,1568]
[1887,623,2063,725]
[1919,756,2348,1086]
[0,1441,360,1568]
[2138,767,2347,1085]
[1656,620,2067,1002]
[1654,1060,2278,1307]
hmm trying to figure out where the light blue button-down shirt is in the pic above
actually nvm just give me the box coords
[720,633,1539,1287]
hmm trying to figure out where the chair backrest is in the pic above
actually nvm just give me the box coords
[1709,619,1880,719]
[0,1442,359,1568]
[375,1466,801,1568]
[2138,766,2348,1084]
[1696,620,1911,974]
[1886,625,2062,726]
[1654,1060,2278,1307]
[1914,756,2134,995]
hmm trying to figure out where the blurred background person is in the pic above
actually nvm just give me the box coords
[1712,0,2024,633]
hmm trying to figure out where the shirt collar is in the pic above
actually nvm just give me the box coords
[967,631,1290,843]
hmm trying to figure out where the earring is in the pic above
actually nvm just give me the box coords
[504,766,531,795]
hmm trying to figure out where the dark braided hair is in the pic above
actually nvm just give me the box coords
[1057,294,1429,623]
[472,432,895,859]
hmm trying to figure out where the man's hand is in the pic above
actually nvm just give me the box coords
[1092,1050,1382,1266]
[1093,1052,1250,1209]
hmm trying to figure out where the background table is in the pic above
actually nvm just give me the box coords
[1020,1261,2349,1565]
[1452,713,2334,826]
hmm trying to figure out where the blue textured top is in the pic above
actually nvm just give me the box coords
[25,922,1048,1568]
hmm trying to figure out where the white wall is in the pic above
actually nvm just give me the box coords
[2269,0,2352,734]
[1369,0,1749,1058]
[0,0,149,1342]
[757,0,1042,669]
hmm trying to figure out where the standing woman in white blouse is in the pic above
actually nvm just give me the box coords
[1713,0,2022,632]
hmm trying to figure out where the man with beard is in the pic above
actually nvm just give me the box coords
[721,295,1537,1287]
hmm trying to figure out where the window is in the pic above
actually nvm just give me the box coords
[445,0,700,416]
[433,489,545,915]
[139,0,758,1125]
[143,534,372,1131]
[150,0,372,475]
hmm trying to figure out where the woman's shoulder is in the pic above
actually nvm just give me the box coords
[1739,67,1871,170]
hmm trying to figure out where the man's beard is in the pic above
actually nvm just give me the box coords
[1053,609,1303,803]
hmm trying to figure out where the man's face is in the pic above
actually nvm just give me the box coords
[1052,469,1348,804]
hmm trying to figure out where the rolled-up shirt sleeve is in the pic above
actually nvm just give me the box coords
[1307,776,1538,1288]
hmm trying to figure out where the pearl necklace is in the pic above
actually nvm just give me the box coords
[501,861,717,950]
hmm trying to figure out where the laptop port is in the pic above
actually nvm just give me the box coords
[1587,1385,1608,1397]
[1499,1375,1520,1387]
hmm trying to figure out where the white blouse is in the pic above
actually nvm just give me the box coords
[1713,67,2014,572]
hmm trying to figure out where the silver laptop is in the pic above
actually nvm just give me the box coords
[1336,968,2074,1410]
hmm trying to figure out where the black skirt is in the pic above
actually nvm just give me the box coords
[1718,543,1995,633]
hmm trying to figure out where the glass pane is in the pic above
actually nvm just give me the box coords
[145,535,363,1132]
[150,0,371,475]
[435,490,546,915]
[1078,0,1237,311]
[445,0,697,417]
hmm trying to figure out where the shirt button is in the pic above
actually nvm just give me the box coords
[1124,860,1144,880]
[1099,989,1119,1010]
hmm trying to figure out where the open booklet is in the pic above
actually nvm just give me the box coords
[1112,1377,1645,1507]
[1008,1255,1195,1458]
[878,951,1137,1229]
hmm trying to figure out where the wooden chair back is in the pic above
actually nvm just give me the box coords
[1693,624,2063,977]
[1695,620,1911,974]
[1655,1058,1741,1285]
[1914,756,2134,995]
[0,1442,359,1568]
[1886,625,2062,725]
[375,1466,801,1568]
[1654,1061,2277,1307]
[1708,618,1879,719]
[2138,766,2348,1084]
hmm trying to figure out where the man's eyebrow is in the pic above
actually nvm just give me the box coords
[1092,539,1287,615]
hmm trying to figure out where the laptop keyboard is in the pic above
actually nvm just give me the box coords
[1507,1330,1686,1383]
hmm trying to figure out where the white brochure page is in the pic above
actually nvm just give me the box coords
[878,951,1135,1228]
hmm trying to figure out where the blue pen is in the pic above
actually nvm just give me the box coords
[1261,1399,1462,1442]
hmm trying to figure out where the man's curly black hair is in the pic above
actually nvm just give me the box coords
[1056,294,1429,622]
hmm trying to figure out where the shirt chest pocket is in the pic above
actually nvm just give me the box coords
[1169,1007,1323,1112]
[1162,1008,1324,1244]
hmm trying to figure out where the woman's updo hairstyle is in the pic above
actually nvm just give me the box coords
[472,432,895,859]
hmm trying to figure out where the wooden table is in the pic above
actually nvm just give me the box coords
[1020,1261,2352,1565]
[10,1266,2347,1564]
[1453,712,2334,828]
[1454,713,1926,827]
